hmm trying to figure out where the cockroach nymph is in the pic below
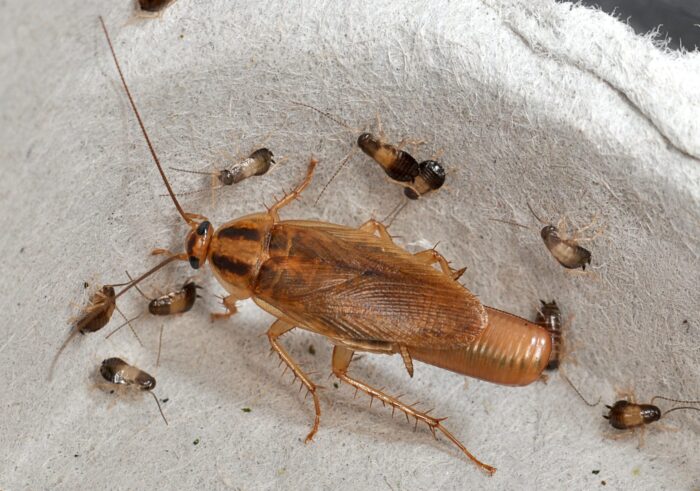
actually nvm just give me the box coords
[120,272,202,365]
[100,357,168,425]
[95,18,558,475]
[535,300,562,371]
[527,202,597,270]
[491,202,602,271]
[170,147,276,191]
[137,0,177,14]
[356,132,420,182]
[604,394,700,439]
[50,283,137,378]
[292,101,446,205]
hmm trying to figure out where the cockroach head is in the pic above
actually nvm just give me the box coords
[540,225,557,240]
[186,220,214,270]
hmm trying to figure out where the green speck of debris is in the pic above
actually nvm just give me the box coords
[308,344,316,355]
[333,382,339,389]
[277,467,286,476]
[632,467,640,476]
[242,407,252,413]
[592,470,600,475]
[193,438,200,445]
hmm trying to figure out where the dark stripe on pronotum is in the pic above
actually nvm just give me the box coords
[218,226,261,242]
[211,254,252,276]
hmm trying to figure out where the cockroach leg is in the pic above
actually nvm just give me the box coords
[399,345,414,378]
[267,320,321,442]
[331,346,496,475]
[210,293,242,322]
[413,249,466,281]
[267,159,318,221]
[358,218,394,245]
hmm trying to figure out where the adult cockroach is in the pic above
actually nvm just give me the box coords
[99,357,168,425]
[170,148,276,189]
[98,18,552,475]
[604,394,700,445]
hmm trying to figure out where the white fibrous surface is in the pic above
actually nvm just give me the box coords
[0,1,698,489]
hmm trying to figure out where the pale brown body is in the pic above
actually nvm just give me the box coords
[148,280,200,315]
[137,0,177,13]
[100,19,553,475]
[604,401,660,430]
[541,225,591,270]
[99,357,167,424]
[77,286,117,333]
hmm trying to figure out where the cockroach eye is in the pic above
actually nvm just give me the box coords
[197,221,211,235]
[189,256,200,269]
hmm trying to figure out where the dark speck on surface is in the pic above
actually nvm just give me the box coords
[592,470,600,475]
[193,438,200,445]
[242,407,252,413]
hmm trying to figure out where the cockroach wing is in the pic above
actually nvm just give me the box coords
[252,221,487,348]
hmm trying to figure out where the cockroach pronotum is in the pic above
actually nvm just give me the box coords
[604,394,700,445]
[170,148,276,189]
[99,357,168,425]
[291,101,445,205]
[96,18,555,475]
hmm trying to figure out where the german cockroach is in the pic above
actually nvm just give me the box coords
[122,272,202,364]
[604,394,700,445]
[99,357,168,425]
[492,202,602,271]
[137,0,177,14]
[50,283,137,377]
[292,102,445,204]
[535,300,563,371]
[98,18,554,475]
[170,148,276,188]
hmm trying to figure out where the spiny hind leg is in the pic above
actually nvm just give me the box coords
[331,346,496,475]
[358,218,396,245]
[268,158,318,221]
[413,249,466,281]
[268,320,321,443]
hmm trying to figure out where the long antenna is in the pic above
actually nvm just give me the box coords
[291,100,355,131]
[651,395,700,405]
[662,406,700,418]
[314,147,356,205]
[560,372,600,407]
[115,254,181,300]
[526,201,547,225]
[98,16,192,226]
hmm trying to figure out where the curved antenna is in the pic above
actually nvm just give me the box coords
[291,100,355,131]
[98,17,192,226]
[124,270,150,300]
[314,147,356,205]
[561,372,600,407]
[526,201,548,225]
[662,406,700,418]
[115,254,181,300]
[489,217,531,229]
[651,395,700,405]
[150,391,169,425]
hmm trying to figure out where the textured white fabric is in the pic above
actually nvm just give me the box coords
[0,0,698,489]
